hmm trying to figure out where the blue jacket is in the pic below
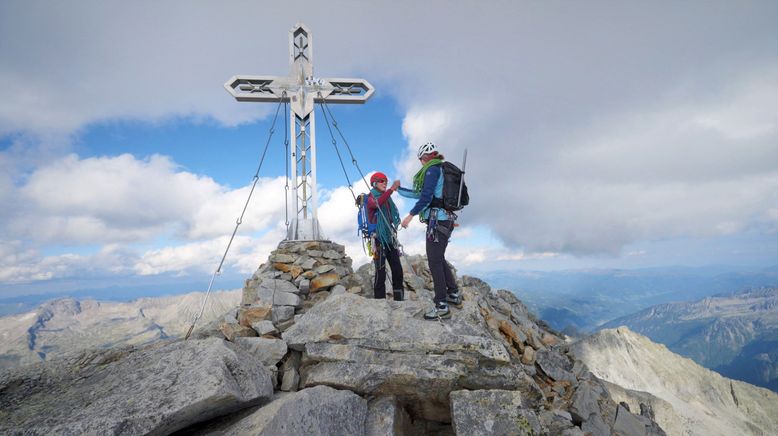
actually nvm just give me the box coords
[397,163,450,222]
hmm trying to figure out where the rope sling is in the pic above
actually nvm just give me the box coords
[185,95,398,339]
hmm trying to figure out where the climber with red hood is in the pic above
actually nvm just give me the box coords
[366,172,405,301]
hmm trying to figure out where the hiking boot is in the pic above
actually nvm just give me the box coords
[424,303,450,320]
[393,289,405,301]
[447,291,463,308]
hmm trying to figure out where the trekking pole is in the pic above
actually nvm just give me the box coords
[456,149,468,209]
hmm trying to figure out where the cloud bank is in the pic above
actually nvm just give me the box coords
[1,1,777,287]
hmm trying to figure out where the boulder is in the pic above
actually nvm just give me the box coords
[251,320,278,336]
[300,258,317,270]
[272,306,296,324]
[0,338,273,435]
[536,348,577,383]
[233,337,288,366]
[221,322,258,341]
[450,389,541,436]
[221,385,367,435]
[316,264,336,274]
[322,249,344,260]
[280,368,300,392]
[310,273,340,293]
[238,302,273,327]
[366,395,412,436]
[283,293,521,421]
[270,253,295,263]
[521,346,536,365]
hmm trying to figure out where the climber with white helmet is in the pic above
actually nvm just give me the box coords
[397,142,462,320]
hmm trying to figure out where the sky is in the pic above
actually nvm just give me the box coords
[1,1,777,299]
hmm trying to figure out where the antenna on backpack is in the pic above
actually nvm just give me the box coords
[457,149,468,209]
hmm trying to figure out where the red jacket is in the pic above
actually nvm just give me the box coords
[366,189,395,225]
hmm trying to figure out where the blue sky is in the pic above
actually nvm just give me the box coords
[1,1,777,299]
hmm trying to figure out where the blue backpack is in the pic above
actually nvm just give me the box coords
[356,193,378,255]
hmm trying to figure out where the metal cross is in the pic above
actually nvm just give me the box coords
[225,23,374,240]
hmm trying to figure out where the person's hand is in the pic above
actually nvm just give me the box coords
[391,180,400,191]
[401,214,413,228]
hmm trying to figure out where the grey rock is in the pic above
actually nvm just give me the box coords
[284,294,509,361]
[322,249,344,260]
[222,385,367,435]
[316,264,336,274]
[539,409,576,434]
[0,338,273,435]
[307,250,323,258]
[366,395,412,436]
[221,322,258,341]
[570,381,600,424]
[284,293,521,421]
[276,318,296,332]
[272,291,302,308]
[251,320,278,336]
[265,365,278,389]
[280,368,300,392]
[270,253,295,263]
[232,337,288,367]
[536,348,577,383]
[252,278,301,299]
[450,389,541,436]
[614,404,649,436]
[581,412,610,436]
[293,254,311,266]
[223,311,238,324]
[331,284,347,296]
[272,305,296,324]
[301,258,318,270]
[298,279,311,295]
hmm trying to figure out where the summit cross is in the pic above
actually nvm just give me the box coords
[225,23,374,241]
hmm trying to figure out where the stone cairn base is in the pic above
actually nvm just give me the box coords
[219,241,358,391]
[218,240,451,392]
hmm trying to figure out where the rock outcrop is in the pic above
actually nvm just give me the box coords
[0,337,273,435]
[1,240,667,435]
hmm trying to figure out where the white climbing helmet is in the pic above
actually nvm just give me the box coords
[416,141,438,159]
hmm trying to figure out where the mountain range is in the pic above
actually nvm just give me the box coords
[0,290,240,371]
[480,265,778,332]
[600,287,778,393]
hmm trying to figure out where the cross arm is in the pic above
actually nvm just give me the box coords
[314,77,375,104]
[224,75,293,102]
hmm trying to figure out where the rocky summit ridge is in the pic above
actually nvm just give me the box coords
[571,327,778,436]
[1,240,665,435]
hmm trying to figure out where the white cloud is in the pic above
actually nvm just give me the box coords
[2,0,778,285]
[7,153,288,245]
[0,243,136,283]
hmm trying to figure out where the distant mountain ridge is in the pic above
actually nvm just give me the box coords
[601,287,778,392]
[571,327,778,436]
[0,290,240,371]
[480,265,778,332]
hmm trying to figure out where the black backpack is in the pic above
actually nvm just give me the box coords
[430,161,469,212]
